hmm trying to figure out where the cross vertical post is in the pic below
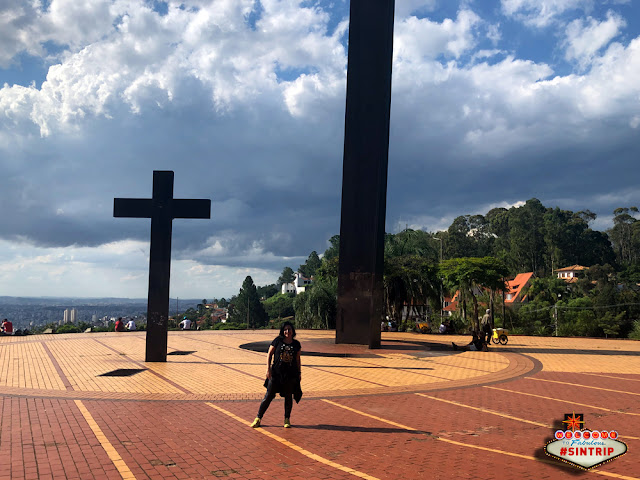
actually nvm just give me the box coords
[336,0,395,348]
[114,171,211,362]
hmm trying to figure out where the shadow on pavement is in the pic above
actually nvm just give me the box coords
[293,424,429,435]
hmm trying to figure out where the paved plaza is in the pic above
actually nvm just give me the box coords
[0,330,638,479]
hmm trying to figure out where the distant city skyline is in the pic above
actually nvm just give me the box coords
[1,1,639,298]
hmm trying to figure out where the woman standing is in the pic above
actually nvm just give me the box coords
[251,321,302,428]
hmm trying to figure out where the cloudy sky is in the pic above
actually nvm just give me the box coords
[1,0,639,299]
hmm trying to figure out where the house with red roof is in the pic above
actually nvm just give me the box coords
[504,272,534,304]
[555,265,589,283]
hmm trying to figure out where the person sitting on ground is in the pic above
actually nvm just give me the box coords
[452,331,487,352]
[179,318,191,330]
[126,319,136,331]
[1,319,13,335]
[439,322,447,334]
[114,317,125,332]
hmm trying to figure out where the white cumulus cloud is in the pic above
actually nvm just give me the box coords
[501,0,591,27]
[564,10,625,68]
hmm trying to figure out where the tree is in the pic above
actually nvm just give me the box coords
[293,279,337,329]
[440,257,508,332]
[293,249,339,329]
[299,251,322,278]
[263,293,295,320]
[323,235,340,261]
[383,255,441,325]
[508,199,546,275]
[197,300,208,315]
[228,276,268,328]
[445,215,493,259]
[608,207,639,265]
[278,267,295,287]
[217,298,229,308]
[256,284,278,300]
[385,229,439,261]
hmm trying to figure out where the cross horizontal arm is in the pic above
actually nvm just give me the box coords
[114,198,154,218]
[172,199,211,219]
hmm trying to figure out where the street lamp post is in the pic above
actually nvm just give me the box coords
[555,293,561,336]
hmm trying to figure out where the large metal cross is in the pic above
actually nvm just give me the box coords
[114,170,211,362]
[336,0,395,348]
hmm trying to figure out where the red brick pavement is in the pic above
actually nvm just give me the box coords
[0,332,638,480]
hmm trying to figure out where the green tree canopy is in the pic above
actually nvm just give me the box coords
[299,251,322,278]
[383,255,441,325]
[384,229,440,262]
[293,278,337,329]
[263,293,295,320]
[256,283,278,300]
[440,257,508,331]
[608,207,639,265]
[228,276,268,328]
[278,267,295,286]
[323,235,340,261]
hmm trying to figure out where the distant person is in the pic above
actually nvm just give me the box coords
[179,318,191,330]
[114,317,125,332]
[126,319,136,331]
[439,322,447,334]
[1,319,13,335]
[481,309,492,345]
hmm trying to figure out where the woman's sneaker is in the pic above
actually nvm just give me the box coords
[250,417,261,428]
[284,418,291,428]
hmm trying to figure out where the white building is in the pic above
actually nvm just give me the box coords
[281,272,313,295]
[70,308,77,324]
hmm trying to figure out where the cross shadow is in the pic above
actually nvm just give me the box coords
[381,338,455,351]
[293,424,430,435]
[239,341,382,358]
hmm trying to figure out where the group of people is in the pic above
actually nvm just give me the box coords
[114,317,136,332]
[451,309,493,352]
[438,319,454,334]
[114,317,195,331]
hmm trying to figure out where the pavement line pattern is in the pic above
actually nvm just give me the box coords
[205,402,380,480]
[414,393,549,427]
[321,399,640,480]
[484,386,640,416]
[526,377,640,396]
[41,342,74,391]
[93,339,194,394]
[74,400,136,480]
[579,373,640,382]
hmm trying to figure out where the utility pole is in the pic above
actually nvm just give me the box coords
[555,293,561,336]
[501,281,506,328]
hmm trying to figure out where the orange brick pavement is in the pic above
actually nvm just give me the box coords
[0,330,637,479]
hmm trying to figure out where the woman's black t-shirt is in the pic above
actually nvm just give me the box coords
[271,337,301,376]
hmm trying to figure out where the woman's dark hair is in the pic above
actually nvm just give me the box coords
[279,321,296,338]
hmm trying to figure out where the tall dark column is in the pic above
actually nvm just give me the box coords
[336,0,395,348]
